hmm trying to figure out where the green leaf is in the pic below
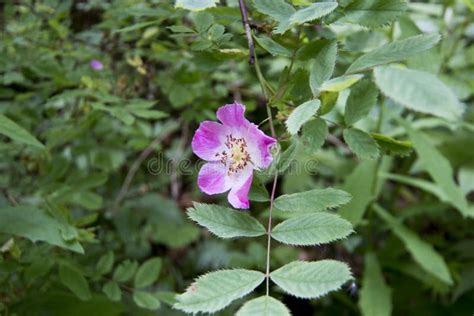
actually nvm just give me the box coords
[286,100,320,135]
[373,204,453,285]
[359,253,392,316]
[236,296,291,316]
[113,260,139,283]
[338,160,378,225]
[254,35,292,57]
[193,12,214,33]
[346,33,441,74]
[320,74,363,92]
[370,133,413,156]
[175,0,218,11]
[400,120,472,217]
[0,205,83,253]
[249,177,270,202]
[274,188,352,213]
[0,114,45,149]
[254,0,337,34]
[343,128,380,160]
[102,281,122,302]
[288,2,338,27]
[272,212,353,246]
[174,269,265,313]
[59,263,91,301]
[96,251,114,275]
[340,0,407,27]
[344,79,378,126]
[167,25,195,33]
[374,65,464,121]
[187,203,266,238]
[309,40,337,96]
[301,118,328,153]
[381,173,447,201]
[134,257,162,288]
[270,260,353,299]
[253,0,295,24]
[133,291,161,310]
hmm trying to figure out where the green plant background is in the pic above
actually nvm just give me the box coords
[1,0,474,315]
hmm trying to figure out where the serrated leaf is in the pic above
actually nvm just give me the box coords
[301,118,328,153]
[320,75,363,92]
[175,0,218,11]
[340,0,407,27]
[254,0,337,34]
[113,260,139,283]
[344,79,378,126]
[254,35,292,57]
[0,205,83,253]
[374,65,464,121]
[134,257,162,288]
[272,212,353,246]
[96,251,114,275]
[338,160,378,225]
[0,114,45,149]
[59,263,91,301]
[270,260,352,299]
[102,281,122,302]
[236,296,291,316]
[133,291,161,310]
[359,253,392,316]
[288,2,338,26]
[187,203,266,238]
[370,133,413,156]
[253,0,295,22]
[193,12,214,33]
[343,128,379,160]
[310,40,337,96]
[400,121,472,217]
[374,204,453,285]
[174,269,265,313]
[274,188,352,213]
[286,100,320,135]
[346,33,441,74]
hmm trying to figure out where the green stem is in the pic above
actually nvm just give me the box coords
[250,30,278,298]
[367,98,385,249]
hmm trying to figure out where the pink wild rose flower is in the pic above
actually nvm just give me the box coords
[192,102,276,209]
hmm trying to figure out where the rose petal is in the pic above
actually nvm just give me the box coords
[192,121,228,161]
[227,172,253,209]
[216,102,249,128]
[245,123,276,169]
[197,162,231,194]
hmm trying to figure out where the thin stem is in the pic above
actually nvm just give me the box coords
[238,0,255,65]
[238,1,279,296]
[265,171,278,295]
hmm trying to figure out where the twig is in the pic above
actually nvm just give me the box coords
[113,130,174,211]
[265,171,278,295]
[1,188,18,206]
[170,122,189,200]
[238,0,255,65]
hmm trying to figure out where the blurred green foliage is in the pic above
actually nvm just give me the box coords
[0,0,474,315]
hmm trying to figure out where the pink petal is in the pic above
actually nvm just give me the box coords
[216,102,249,128]
[197,162,231,194]
[227,172,253,209]
[245,123,277,169]
[192,121,228,161]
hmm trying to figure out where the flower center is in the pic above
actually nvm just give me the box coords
[215,134,252,175]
